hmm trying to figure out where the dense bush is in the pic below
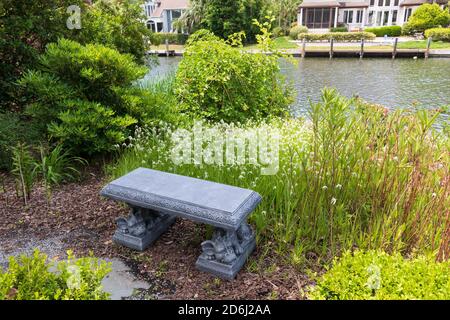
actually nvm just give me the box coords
[330,26,348,32]
[403,3,450,34]
[289,25,308,39]
[186,29,221,46]
[308,250,450,300]
[0,250,111,300]
[18,39,177,155]
[150,33,189,46]
[297,32,376,41]
[365,26,402,37]
[425,27,450,41]
[174,34,294,123]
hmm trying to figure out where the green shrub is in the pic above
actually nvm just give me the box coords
[272,26,285,38]
[186,29,221,46]
[151,32,189,45]
[403,3,450,34]
[18,39,177,155]
[297,32,376,41]
[365,26,402,37]
[330,26,348,32]
[0,249,111,300]
[425,27,450,41]
[174,36,294,123]
[11,143,36,205]
[289,25,308,39]
[308,250,450,300]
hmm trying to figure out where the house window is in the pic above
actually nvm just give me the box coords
[404,8,413,22]
[343,10,354,24]
[385,0,390,6]
[376,11,382,25]
[378,0,383,6]
[383,11,389,25]
[392,10,398,25]
[303,8,335,29]
[394,0,399,5]
[368,11,374,24]
[356,10,363,23]
[146,20,156,32]
[370,0,375,6]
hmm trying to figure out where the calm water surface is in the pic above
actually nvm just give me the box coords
[146,57,450,115]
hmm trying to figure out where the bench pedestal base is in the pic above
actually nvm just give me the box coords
[195,223,256,280]
[113,206,175,251]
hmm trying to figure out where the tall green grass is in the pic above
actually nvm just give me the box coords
[107,89,449,263]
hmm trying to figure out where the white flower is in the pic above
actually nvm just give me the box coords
[432,193,437,198]
[322,186,328,190]
[331,197,337,205]
[336,184,342,190]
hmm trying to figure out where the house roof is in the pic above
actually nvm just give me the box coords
[151,0,189,18]
[299,0,370,8]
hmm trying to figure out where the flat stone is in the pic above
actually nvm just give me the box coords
[101,168,262,230]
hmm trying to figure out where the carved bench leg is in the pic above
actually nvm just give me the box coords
[195,221,256,280]
[113,205,176,251]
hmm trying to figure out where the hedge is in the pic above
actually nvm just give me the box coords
[297,32,376,42]
[364,26,402,37]
[151,33,189,46]
[425,28,450,41]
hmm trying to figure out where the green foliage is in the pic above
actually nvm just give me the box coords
[0,112,42,170]
[73,0,152,64]
[18,39,169,155]
[330,26,348,32]
[365,26,402,37]
[0,249,111,300]
[297,32,376,41]
[308,250,450,300]
[34,144,86,201]
[203,0,267,41]
[11,143,36,205]
[174,31,294,122]
[110,89,450,263]
[0,0,150,108]
[289,25,308,39]
[403,3,450,34]
[186,29,221,46]
[272,26,285,38]
[267,0,303,33]
[150,33,189,46]
[425,27,450,41]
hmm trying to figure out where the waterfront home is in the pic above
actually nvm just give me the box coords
[297,0,448,31]
[143,0,188,33]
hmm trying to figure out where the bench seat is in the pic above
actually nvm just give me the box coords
[100,168,262,280]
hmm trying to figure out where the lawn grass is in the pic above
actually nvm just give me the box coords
[397,40,450,49]
[245,36,299,50]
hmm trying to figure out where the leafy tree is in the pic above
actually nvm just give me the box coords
[403,3,450,34]
[267,0,302,33]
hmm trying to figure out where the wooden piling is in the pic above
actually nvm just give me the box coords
[360,38,364,59]
[329,38,334,59]
[425,37,432,59]
[301,38,306,58]
[392,37,398,59]
[165,39,169,57]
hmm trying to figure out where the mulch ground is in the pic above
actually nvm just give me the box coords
[0,168,313,299]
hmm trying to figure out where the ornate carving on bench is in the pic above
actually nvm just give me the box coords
[200,223,254,265]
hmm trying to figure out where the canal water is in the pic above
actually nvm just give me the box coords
[145,56,450,115]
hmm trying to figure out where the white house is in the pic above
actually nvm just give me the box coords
[142,0,189,33]
[297,0,448,31]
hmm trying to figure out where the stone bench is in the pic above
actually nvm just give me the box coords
[100,168,262,280]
